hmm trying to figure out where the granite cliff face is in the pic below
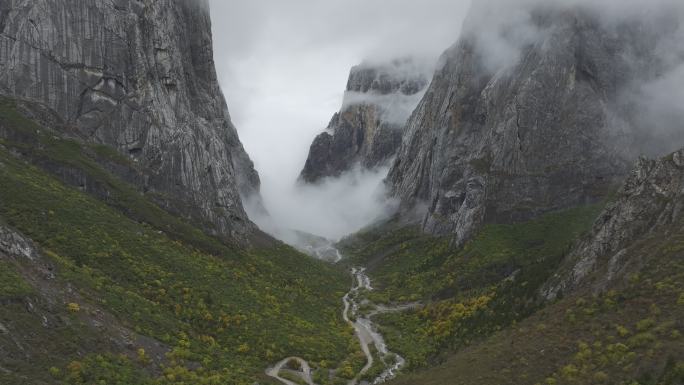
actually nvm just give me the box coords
[387,4,681,245]
[299,58,429,183]
[0,0,260,241]
[544,147,684,299]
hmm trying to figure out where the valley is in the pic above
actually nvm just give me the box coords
[266,266,413,385]
[1,1,684,385]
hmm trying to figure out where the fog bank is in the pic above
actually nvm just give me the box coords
[209,0,470,242]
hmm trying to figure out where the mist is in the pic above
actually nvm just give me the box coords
[460,0,684,157]
[246,166,396,242]
[208,0,471,243]
[208,0,684,246]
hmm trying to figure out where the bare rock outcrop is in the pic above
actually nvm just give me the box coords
[544,148,684,298]
[387,3,683,245]
[300,58,430,183]
[0,0,260,242]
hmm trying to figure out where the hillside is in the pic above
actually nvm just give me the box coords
[386,3,683,246]
[0,97,357,384]
[2,1,684,385]
[0,0,260,243]
[378,147,684,385]
[332,2,684,384]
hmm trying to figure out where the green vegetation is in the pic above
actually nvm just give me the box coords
[3,95,682,385]
[362,201,684,384]
[0,99,356,384]
[0,97,238,256]
[51,355,152,385]
[0,260,33,299]
[389,247,684,385]
[277,371,308,385]
[360,344,387,382]
[340,205,603,369]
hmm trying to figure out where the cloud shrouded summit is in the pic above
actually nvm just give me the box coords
[208,0,471,241]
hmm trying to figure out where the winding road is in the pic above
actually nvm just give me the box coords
[266,357,314,385]
[266,266,414,385]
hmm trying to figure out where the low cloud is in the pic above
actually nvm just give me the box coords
[341,91,426,126]
[461,0,684,73]
[212,0,684,250]
[208,1,469,247]
[245,166,398,244]
[458,0,684,157]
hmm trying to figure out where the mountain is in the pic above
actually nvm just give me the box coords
[0,0,260,243]
[334,3,684,385]
[545,147,684,299]
[386,3,682,246]
[380,146,684,385]
[299,58,430,183]
[0,2,360,384]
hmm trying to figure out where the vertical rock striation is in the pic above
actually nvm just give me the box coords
[0,0,260,242]
[299,58,430,183]
[387,3,682,245]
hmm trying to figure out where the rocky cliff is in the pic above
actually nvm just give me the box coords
[299,58,429,183]
[387,3,682,245]
[0,0,260,242]
[544,147,684,299]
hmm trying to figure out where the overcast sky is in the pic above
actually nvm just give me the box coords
[208,0,471,239]
[209,0,470,180]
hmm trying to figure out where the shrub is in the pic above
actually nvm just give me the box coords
[627,332,655,349]
[560,364,579,379]
[616,325,630,337]
[287,358,302,371]
[137,348,150,365]
[636,318,656,332]
[593,371,609,383]
[49,366,62,379]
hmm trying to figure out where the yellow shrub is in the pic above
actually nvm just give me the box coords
[616,325,630,337]
[137,348,149,364]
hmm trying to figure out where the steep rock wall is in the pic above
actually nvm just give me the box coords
[0,0,260,241]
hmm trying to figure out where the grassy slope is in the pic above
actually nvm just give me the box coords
[390,230,684,385]
[0,99,355,384]
[341,207,684,384]
[339,206,604,368]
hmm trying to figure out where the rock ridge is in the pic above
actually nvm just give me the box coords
[0,0,260,242]
[299,58,430,183]
[387,4,683,245]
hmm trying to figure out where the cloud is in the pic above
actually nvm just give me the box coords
[459,0,684,73]
[341,91,426,126]
[245,166,398,242]
[209,0,684,248]
[340,57,432,125]
[457,0,684,156]
[208,0,471,244]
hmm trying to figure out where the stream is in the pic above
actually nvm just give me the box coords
[342,267,407,385]
[266,265,412,385]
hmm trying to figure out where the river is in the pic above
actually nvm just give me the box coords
[266,265,412,385]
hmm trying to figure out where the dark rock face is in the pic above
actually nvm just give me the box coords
[0,0,260,242]
[299,58,429,183]
[387,5,681,245]
[544,148,684,299]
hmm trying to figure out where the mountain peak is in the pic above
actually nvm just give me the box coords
[299,57,430,184]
